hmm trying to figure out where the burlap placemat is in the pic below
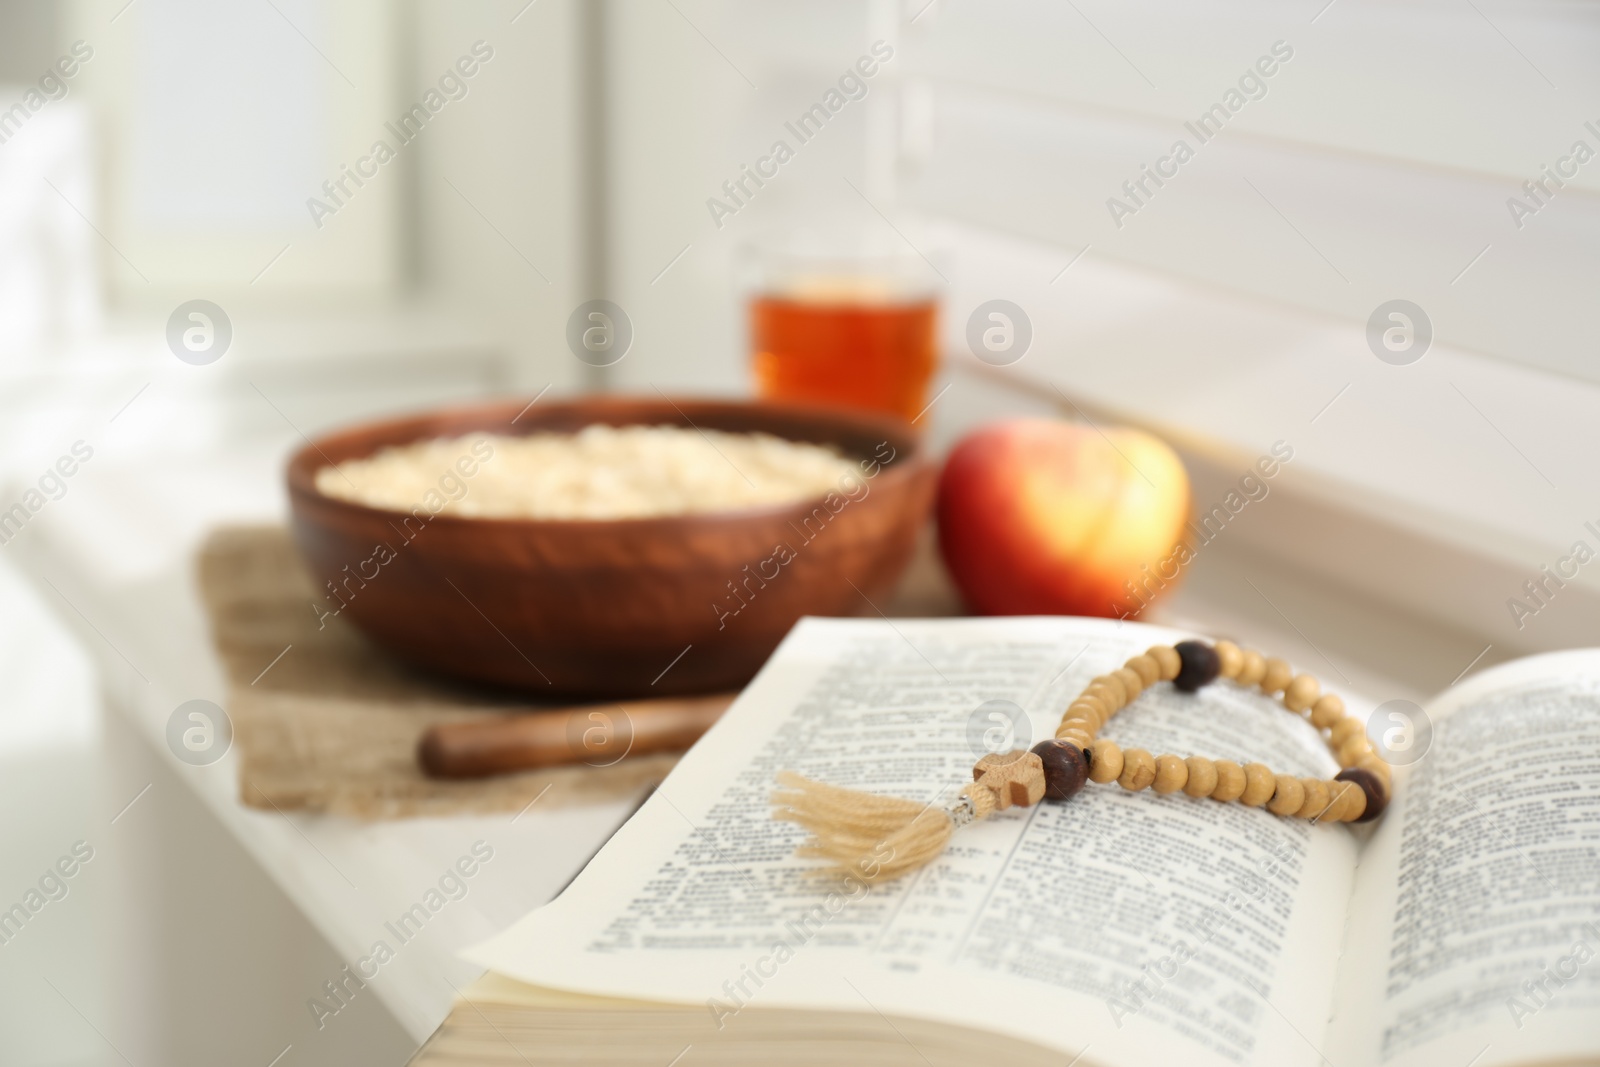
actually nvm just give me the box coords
[197,526,680,818]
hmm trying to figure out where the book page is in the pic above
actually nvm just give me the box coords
[467,617,1361,1067]
[1330,650,1600,1067]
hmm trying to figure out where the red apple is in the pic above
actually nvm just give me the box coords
[936,418,1191,617]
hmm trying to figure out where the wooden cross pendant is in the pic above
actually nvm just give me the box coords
[972,750,1046,810]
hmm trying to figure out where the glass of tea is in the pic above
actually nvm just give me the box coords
[745,235,940,423]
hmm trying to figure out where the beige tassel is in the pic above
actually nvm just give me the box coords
[772,751,1043,884]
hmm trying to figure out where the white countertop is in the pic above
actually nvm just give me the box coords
[5,423,648,1048]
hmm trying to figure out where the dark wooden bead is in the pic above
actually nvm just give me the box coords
[1031,739,1088,801]
[1335,768,1388,823]
[1173,640,1221,692]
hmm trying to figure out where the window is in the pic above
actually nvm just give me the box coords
[897,0,1600,384]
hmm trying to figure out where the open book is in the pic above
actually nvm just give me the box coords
[415,617,1600,1067]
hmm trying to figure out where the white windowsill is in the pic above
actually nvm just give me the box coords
[922,221,1600,674]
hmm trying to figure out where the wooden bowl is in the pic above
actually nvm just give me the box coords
[286,396,936,698]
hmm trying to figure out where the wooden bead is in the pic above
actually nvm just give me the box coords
[1236,650,1267,687]
[1067,700,1106,727]
[1088,740,1123,783]
[1112,667,1145,701]
[1091,674,1128,706]
[1032,739,1089,801]
[1266,774,1305,816]
[1283,674,1320,714]
[1319,781,1352,822]
[1173,640,1221,692]
[1337,736,1373,767]
[1335,768,1388,822]
[1124,654,1161,687]
[1067,712,1099,728]
[1325,780,1365,822]
[1118,748,1156,791]
[1330,717,1366,747]
[1054,726,1095,747]
[1147,645,1181,682]
[1153,754,1189,794]
[1295,778,1332,821]
[1059,716,1096,735]
[1344,786,1370,822]
[1259,658,1293,695]
[1211,760,1246,802]
[1214,640,1244,679]
[1183,756,1219,798]
[1070,694,1107,718]
[1310,693,1345,730]
[1240,762,1277,806]
[1327,780,1360,822]
[1356,755,1392,783]
[1085,684,1124,714]
[1057,729,1095,750]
